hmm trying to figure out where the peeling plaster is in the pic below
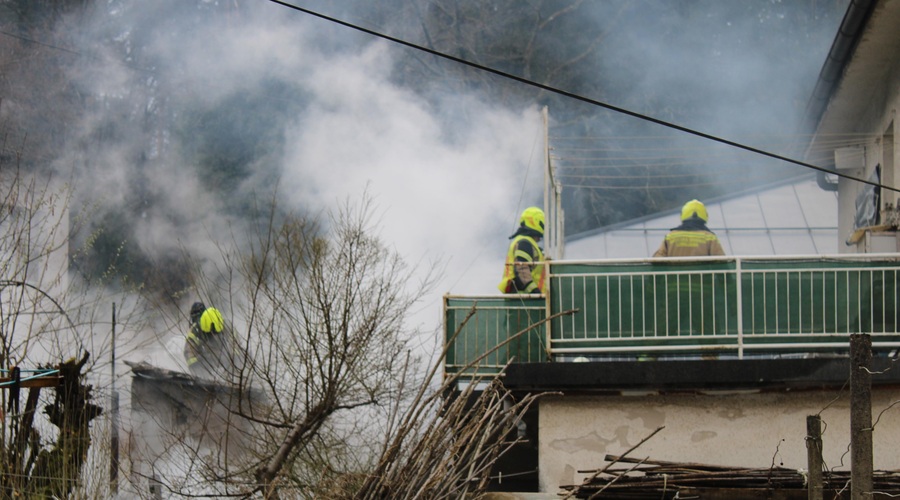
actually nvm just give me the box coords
[549,426,624,454]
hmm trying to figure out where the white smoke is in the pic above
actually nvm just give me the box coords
[63,2,543,364]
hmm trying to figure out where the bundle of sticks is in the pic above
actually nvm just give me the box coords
[560,455,900,499]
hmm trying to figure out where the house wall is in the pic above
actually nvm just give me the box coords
[537,388,900,493]
[838,44,900,253]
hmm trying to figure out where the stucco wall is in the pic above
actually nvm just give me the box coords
[538,388,900,493]
[836,39,900,253]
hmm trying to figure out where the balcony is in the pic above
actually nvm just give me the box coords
[444,254,900,377]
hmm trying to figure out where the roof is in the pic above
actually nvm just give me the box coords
[564,174,838,259]
[812,0,900,136]
[801,0,877,139]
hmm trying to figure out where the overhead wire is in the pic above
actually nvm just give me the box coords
[550,139,811,190]
[551,128,863,193]
[267,0,897,194]
[549,134,856,172]
[557,171,789,181]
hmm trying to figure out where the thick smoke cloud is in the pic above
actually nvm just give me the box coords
[60,1,542,366]
[51,0,847,366]
[284,43,542,268]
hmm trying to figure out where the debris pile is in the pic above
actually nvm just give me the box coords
[560,455,900,499]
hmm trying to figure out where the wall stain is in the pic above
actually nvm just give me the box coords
[691,430,717,442]
[717,407,745,420]
[626,407,666,429]
[549,425,630,454]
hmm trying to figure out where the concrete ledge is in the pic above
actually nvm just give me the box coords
[503,356,900,393]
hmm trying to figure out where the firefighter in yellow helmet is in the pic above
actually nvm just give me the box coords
[498,207,548,294]
[184,301,227,378]
[653,199,725,257]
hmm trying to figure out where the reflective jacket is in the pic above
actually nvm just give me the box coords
[184,307,228,377]
[498,231,547,294]
[653,218,725,257]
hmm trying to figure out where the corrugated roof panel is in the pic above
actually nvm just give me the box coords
[645,218,675,229]
[770,231,820,255]
[812,230,838,254]
[759,187,808,227]
[609,231,651,259]
[795,181,838,227]
[718,196,766,228]
[721,230,775,256]
[565,175,838,259]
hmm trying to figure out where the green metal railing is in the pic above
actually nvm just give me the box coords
[444,255,900,375]
[444,296,547,376]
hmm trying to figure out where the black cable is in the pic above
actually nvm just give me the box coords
[267,0,896,194]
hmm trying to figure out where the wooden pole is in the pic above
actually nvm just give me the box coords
[849,333,873,500]
[806,415,823,500]
[110,303,119,493]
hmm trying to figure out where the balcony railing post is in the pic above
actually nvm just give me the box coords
[545,260,553,361]
[735,257,744,359]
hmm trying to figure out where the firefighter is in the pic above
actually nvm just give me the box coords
[653,199,725,257]
[498,206,548,294]
[184,301,227,378]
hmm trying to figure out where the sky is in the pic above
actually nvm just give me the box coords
[47,0,849,367]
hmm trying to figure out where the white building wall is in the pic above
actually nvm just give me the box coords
[836,25,900,253]
[538,388,900,493]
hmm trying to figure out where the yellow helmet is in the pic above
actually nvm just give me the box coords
[680,199,708,222]
[520,206,545,235]
[199,307,225,334]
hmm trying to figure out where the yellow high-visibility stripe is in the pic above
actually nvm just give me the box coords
[665,231,718,248]
[498,235,547,294]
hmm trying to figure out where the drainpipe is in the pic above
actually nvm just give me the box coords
[817,171,839,192]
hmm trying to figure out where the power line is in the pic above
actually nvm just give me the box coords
[266,0,897,194]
